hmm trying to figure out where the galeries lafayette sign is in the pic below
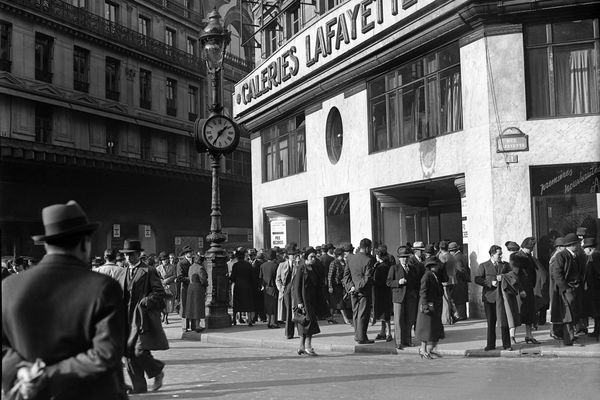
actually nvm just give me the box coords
[233,0,435,117]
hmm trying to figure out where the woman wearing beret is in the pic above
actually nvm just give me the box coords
[415,256,445,359]
[292,247,322,355]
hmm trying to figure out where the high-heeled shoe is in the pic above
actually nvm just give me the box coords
[429,349,443,358]
[306,348,318,356]
[297,349,307,356]
[418,349,432,359]
[525,337,540,344]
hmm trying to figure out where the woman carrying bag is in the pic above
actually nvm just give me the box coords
[292,247,323,356]
[415,256,445,359]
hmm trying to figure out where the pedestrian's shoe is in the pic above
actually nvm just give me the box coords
[386,335,393,342]
[484,346,496,351]
[357,339,375,344]
[126,385,147,395]
[550,332,563,340]
[525,337,541,345]
[306,348,318,356]
[297,348,307,355]
[152,371,164,391]
[375,333,386,340]
[503,346,514,351]
[396,344,404,350]
[576,327,588,335]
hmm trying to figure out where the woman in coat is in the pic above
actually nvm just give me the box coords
[516,247,539,344]
[292,247,322,356]
[372,248,393,341]
[328,248,351,324]
[156,252,177,323]
[260,249,280,328]
[184,255,208,332]
[229,247,256,326]
[415,256,445,359]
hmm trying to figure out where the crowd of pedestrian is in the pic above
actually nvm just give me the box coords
[2,199,599,398]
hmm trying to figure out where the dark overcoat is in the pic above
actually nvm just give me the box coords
[328,258,348,310]
[372,261,392,321]
[251,258,265,315]
[497,270,522,329]
[291,264,322,336]
[230,260,256,312]
[550,249,582,324]
[117,262,169,353]
[415,269,444,342]
[451,251,471,305]
[2,254,128,399]
[184,262,208,319]
[260,260,279,315]
[517,251,537,325]
[584,250,600,318]
[176,258,192,315]
[533,255,550,311]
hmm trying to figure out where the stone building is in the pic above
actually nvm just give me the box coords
[233,0,599,316]
[0,0,255,258]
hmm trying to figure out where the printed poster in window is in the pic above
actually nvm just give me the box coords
[270,220,286,248]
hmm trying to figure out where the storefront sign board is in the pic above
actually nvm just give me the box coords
[530,163,600,197]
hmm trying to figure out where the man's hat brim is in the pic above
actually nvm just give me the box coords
[32,222,100,242]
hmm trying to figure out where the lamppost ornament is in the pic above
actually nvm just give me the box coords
[191,7,240,330]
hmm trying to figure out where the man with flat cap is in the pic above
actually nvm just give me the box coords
[118,239,168,393]
[2,201,128,399]
[550,233,584,345]
[344,238,376,344]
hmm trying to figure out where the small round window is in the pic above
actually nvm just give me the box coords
[326,107,343,164]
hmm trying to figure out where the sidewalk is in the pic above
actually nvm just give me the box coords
[162,314,600,358]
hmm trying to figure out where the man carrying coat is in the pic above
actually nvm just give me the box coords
[118,239,169,394]
[2,200,128,399]
[343,238,376,344]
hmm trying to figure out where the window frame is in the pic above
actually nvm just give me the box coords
[105,57,120,101]
[0,21,11,72]
[262,113,306,182]
[34,33,53,83]
[138,15,151,36]
[73,46,90,92]
[367,42,462,154]
[166,78,177,117]
[188,85,198,121]
[524,18,600,118]
[139,68,152,109]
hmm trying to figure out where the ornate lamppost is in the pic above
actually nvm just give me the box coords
[195,9,240,329]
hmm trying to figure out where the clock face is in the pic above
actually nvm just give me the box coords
[202,115,239,153]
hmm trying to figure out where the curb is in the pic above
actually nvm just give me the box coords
[193,333,600,358]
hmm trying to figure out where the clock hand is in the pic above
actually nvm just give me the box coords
[212,127,227,144]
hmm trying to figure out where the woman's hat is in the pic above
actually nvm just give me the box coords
[448,242,460,252]
[505,241,520,251]
[179,245,193,256]
[303,246,316,259]
[424,244,435,254]
[119,239,144,253]
[158,251,168,260]
[563,233,579,246]
[32,200,100,242]
[342,242,354,252]
[424,256,441,269]
[521,237,536,250]
[284,243,299,255]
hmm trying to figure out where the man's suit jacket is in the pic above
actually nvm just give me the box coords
[387,262,423,303]
[276,260,297,295]
[475,260,509,303]
[116,262,168,353]
[343,252,375,296]
[2,254,127,399]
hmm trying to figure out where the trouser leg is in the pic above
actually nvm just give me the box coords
[500,325,511,349]
[356,295,371,341]
[484,301,497,348]
[283,289,294,338]
[351,295,360,341]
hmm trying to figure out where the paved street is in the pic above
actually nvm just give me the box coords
[129,340,599,400]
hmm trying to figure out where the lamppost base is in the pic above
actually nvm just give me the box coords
[206,304,232,329]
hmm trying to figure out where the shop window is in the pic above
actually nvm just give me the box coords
[531,163,600,265]
[73,46,90,92]
[139,69,152,109]
[0,22,11,72]
[166,78,177,117]
[525,18,599,118]
[263,114,306,182]
[326,107,343,164]
[35,33,53,83]
[105,57,120,101]
[367,42,462,153]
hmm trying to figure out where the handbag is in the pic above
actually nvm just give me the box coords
[292,308,309,326]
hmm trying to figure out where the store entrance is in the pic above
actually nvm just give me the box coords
[263,202,309,249]
[372,175,463,254]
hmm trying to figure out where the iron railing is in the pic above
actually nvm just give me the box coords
[145,0,204,25]
[10,0,202,73]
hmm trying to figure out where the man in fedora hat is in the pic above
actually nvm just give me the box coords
[549,233,584,346]
[118,239,168,393]
[449,242,471,321]
[276,243,300,339]
[2,200,128,399]
[176,245,194,332]
[387,246,423,349]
